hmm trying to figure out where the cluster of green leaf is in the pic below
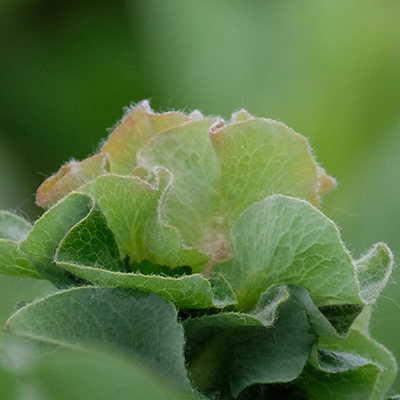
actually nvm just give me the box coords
[0,102,397,399]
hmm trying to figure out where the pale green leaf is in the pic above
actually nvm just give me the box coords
[6,286,190,386]
[138,119,227,258]
[36,153,109,208]
[355,242,394,305]
[81,173,209,272]
[210,118,326,223]
[299,330,397,400]
[20,193,95,286]
[55,207,236,308]
[54,259,236,309]
[0,240,42,279]
[214,194,361,311]
[101,100,192,175]
[0,211,32,242]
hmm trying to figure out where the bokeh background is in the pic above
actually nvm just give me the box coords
[1,0,400,393]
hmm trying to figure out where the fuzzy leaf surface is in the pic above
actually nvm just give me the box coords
[214,194,361,311]
[0,211,32,241]
[0,240,42,279]
[56,202,124,273]
[20,193,94,286]
[210,118,322,224]
[299,329,397,400]
[81,173,209,272]
[37,104,334,273]
[355,242,394,304]
[55,259,237,309]
[5,286,190,386]
[138,119,226,257]
[184,285,315,397]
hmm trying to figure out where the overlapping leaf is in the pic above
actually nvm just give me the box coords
[19,193,94,286]
[5,286,190,387]
[0,211,42,279]
[35,102,334,273]
[213,194,393,311]
[0,102,397,399]
[298,330,397,400]
[184,284,315,398]
[80,171,209,272]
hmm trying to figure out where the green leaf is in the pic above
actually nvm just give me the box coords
[138,118,226,259]
[36,102,192,207]
[36,153,109,208]
[56,203,124,273]
[54,258,237,309]
[20,193,95,286]
[101,100,192,175]
[81,173,209,272]
[318,303,364,336]
[0,211,32,241]
[0,333,197,400]
[5,286,190,387]
[0,240,42,279]
[31,349,196,400]
[288,284,341,338]
[355,242,394,305]
[0,365,17,399]
[213,194,361,311]
[36,104,337,274]
[209,118,329,223]
[184,284,315,397]
[298,330,397,400]
[53,196,236,308]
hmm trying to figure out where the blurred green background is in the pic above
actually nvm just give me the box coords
[1,0,400,393]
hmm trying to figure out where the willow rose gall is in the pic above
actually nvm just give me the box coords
[0,101,397,400]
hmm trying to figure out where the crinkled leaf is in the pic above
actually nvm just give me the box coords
[56,203,124,273]
[5,286,190,387]
[20,193,94,286]
[299,330,397,400]
[55,258,236,309]
[138,119,227,260]
[36,102,193,207]
[0,240,42,279]
[36,104,335,274]
[214,194,361,311]
[314,348,374,373]
[36,153,109,208]
[81,173,209,272]
[0,211,32,241]
[209,118,334,223]
[184,284,315,397]
[355,242,394,305]
[53,194,235,308]
[102,100,192,175]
